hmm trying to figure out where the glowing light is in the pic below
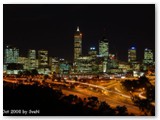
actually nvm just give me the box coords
[90,47,95,50]
[131,47,135,50]
[77,26,79,31]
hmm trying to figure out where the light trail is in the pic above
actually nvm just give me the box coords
[66,80,131,99]
[138,92,146,99]
[114,87,121,93]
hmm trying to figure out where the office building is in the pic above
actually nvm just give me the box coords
[4,45,19,63]
[74,26,82,61]
[99,32,109,72]
[49,57,59,73]
[18,57,29,70]
[143,48,154,64]
[88,47,97,57]
[128,46,136,63]
[38,50,48,68]
[28,49,37,69]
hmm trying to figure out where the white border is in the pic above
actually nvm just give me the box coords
[0,0,159,120]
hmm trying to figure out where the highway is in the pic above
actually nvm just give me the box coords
[65,80,131,99]
[4,76,154,115]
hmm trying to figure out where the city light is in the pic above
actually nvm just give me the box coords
[131,47,135,49]
[3,4,155,116]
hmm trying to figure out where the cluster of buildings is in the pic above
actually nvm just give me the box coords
[3,26,154,77]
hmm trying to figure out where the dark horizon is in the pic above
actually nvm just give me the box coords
[3,4,155,62]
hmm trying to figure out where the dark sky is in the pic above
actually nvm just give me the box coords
[3,4,155,62]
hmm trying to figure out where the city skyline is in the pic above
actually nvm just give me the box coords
[3,4,155,116]
[3,4,155,62]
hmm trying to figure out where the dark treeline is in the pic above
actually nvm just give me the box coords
[121,76,155,115]
[4,82,134,116]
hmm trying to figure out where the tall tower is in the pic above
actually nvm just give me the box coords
[143,48,153,64]
[28,49,37,69]
[128,46,136,63]
[38,50,48,68]
[4,45,19,64]
[74,26,82,61]
[88,47,97,57]
[99,31,109,72]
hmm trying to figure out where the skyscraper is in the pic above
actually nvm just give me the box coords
[4,45,19,63]
[74,26,82,61]
[18,57,29,70]
[88,47,97,57]
[128,46,136,63]
[28,49,37,69]
[49,57,59,73]
[99,32,109,72]
[143,48,154,64]
[38,50,48,68]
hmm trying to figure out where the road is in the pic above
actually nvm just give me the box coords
[4,76,154,115]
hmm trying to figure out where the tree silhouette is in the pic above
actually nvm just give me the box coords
[115,105,128,116]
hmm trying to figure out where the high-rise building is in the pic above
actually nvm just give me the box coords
[88,47,97,57]
[99,32,109,72]
[18,57,29,70]
[59,58,71,74]
[76,56,93,73]
[4,45,19,63]
[49,57,59,73]
[128,46,136,63]
[99,36,109,59]
[74,26,82,61]
[28,49,37,69]
[143,48,154,64]
[38,50,48,68]
[108,54,118,69]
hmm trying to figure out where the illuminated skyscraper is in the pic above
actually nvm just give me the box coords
[4,45,19,63]
[28,49,37,69]
[143,48,153,64]
[88,47,97,57]
[128,46,136,63]
[74,26,82,61]
[108,54,118,69]
[38,50,48,68]
[99,32,109,72]
[49,57,59,73]
[18,57,29,70]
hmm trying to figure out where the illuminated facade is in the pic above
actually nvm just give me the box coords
[118,61,131,72]
[131,61,140,71]
[4,45,19,63]
[49,57,59,73]
[88,47,97,57]
[74,26,82,61]
[143,48,154,64]
[99,33,109,72]
[28,49,37,69]
[128,46,136,63]
[38,50,48,68]
[108,54,118,69]
[76,56,93,73]
[59,59,71,74]
[18,57,29,70]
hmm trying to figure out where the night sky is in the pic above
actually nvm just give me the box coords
[3,4,155,62]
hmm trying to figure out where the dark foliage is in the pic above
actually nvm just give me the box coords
[4,82,133,116]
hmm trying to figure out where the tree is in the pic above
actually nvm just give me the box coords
[115,105,128,116]
[99,101,110,111]
[87,96,99,108]
[132,95,153,115]
[31,69,39,76]
[23,70,31,76]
